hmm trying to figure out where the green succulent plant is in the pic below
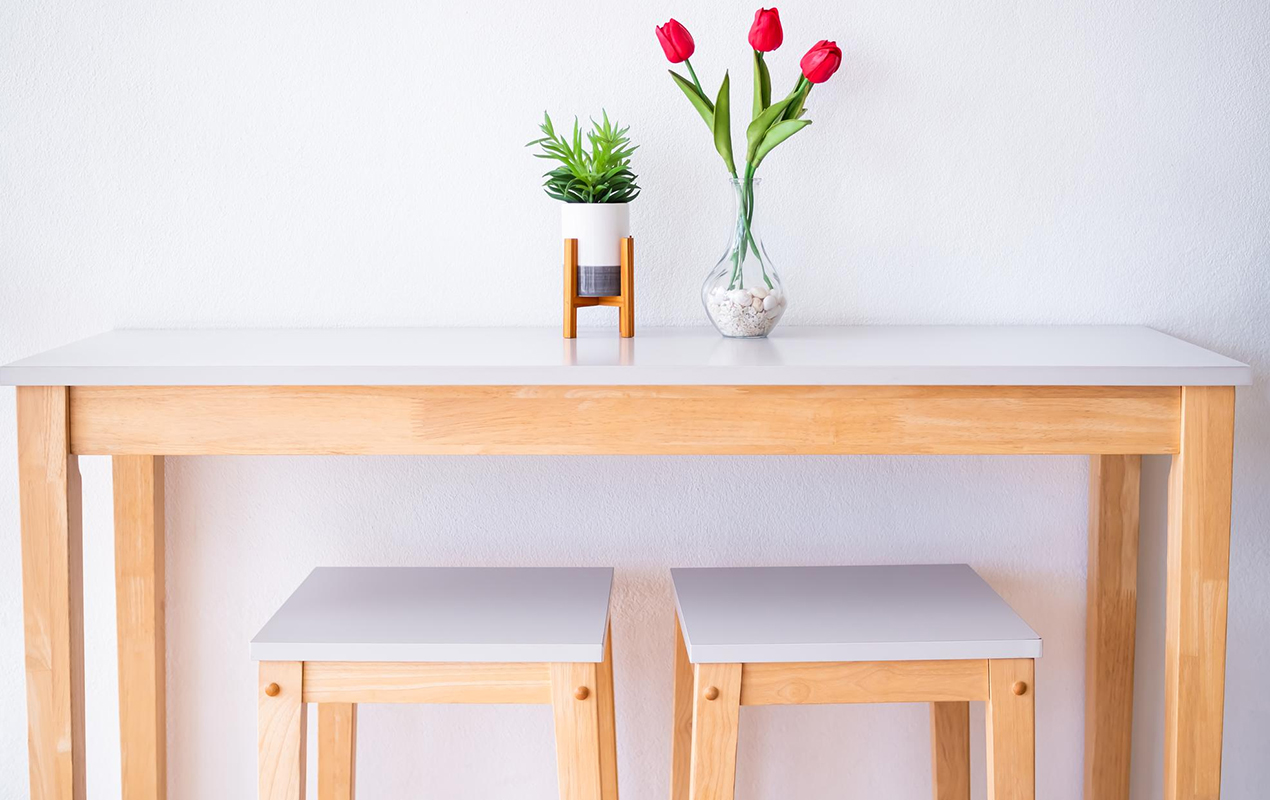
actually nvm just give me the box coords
[528,111,641,203]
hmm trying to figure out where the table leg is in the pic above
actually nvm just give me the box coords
[1164,386,1235,800]
[1084,455,1141,800]
[113,455,166,800]
[17,386,86,800]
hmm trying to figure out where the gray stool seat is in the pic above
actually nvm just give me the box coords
[672,564,1040,664]
[251,566,613,663]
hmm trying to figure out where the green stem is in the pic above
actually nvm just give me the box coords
[739,164,772,290]
[684,59,705,99]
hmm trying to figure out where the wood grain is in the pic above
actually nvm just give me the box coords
[551,661,605,800]
[564,239,579,339]
[113,455,167,800]
[931,702,971,800]
[619,237,635,338]
[740,660,988,706]
[596,626,620,800]
[258,662,306,800]
[986,659,1035,800]
[689,663,742,800]
[670,615,694,800]
[318,704,356,800]
[1085,454,1141,800]
[69,385,1180,456]
[302,661,552,704]
[1164,385,1235,800]
[17,386,85,800]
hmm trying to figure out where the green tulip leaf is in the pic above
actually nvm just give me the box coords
[752,51,771,120]
[745,94,796,163]
[669,71,714,130]
[782,80,812,122]
[713,72,736,175]
[753,119,812,168]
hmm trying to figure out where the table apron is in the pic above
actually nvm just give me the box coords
[66,384,1181,456]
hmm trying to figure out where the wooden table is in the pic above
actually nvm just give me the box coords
[0,325,1250,800]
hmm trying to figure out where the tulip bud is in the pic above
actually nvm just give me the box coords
[656,19,696,64]
[800,40,842,84]
[748,8,783,52]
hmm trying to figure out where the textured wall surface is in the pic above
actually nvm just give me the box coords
[1,1,1268,798]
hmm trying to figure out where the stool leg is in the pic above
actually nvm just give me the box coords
[319,703,357,800]
[689,663,741,800]
[669,616,694,800]
[596,627,620,799]
[552,660,612,800]
[258,662,307,800]
[986,659,1035,800]
[930,702,970,800]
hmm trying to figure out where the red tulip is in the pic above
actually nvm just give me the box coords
[748,8,783,52]
[656,19,695,64]
[800,40,842,83]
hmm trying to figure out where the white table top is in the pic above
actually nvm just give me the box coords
[250,567,613,663]
[672,564,1041,664]
[0,326,1250,387]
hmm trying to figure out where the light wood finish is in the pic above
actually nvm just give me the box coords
[986,659,1035,800]
[596,626,620,800]
[564,239,579,338]
[551,661,607,800]
[69,384,1180,456]
[1084,454,1141,800]
[670,616,694,800]
[563,237,635,339]
[258,662,307,800]
[113,455,166,800]
[689,663,742,800]
[1164,385,1235,800]
[739,660,988,706]
[17,386,85,800]
[318,703,357,800]
[931,702,971,800]
[302,661,552,704]
[619,237,635,338]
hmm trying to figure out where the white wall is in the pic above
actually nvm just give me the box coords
[1,0,1267,797]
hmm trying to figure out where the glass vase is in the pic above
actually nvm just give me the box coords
[701,177,787,338]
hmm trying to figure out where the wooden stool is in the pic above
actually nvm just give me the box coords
[252,566,619,800]
[669,564,1041,800]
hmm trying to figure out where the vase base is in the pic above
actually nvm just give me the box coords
[706,287,784,338]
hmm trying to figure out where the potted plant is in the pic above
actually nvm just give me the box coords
[657,9,843,337]
[529,112,640,297]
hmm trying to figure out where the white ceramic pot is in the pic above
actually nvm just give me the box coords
[561,202,631,296]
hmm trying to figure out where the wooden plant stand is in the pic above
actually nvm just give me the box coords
[563,237,635,339]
